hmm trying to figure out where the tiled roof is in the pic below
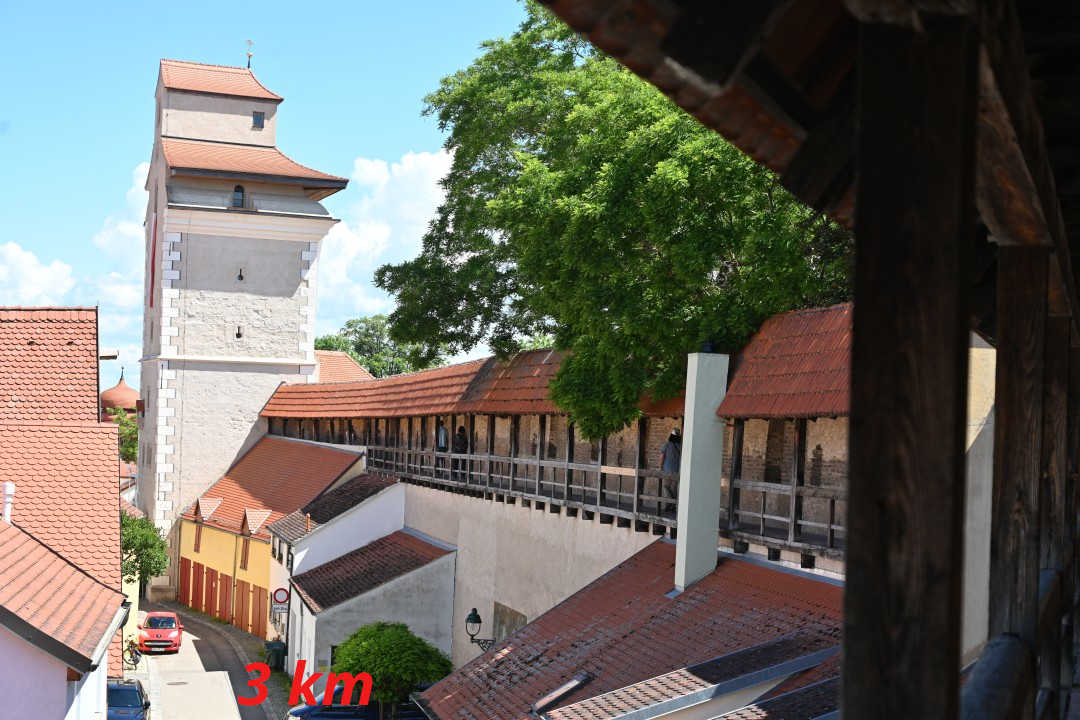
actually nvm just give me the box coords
[545,637,839,719]
[0,422,121,590]
[268,474,396,544]
[417,542,842,720]
[716,677,839,719]
[162,137,347,184]
[717,303,851,419]
[160,58,282,101]
[263,349,683,419]
[119,460,137,481]
[0,521,126,671]
[120,497,144,519]
[315,350,375,383]
[182,436,361,540]
[0,308,99,422]
[290,530,451,613]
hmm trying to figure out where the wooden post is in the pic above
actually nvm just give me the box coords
[510,415,520,491]
[565,422,574,502]
[633,418,646,517]
[537,415,547,495]
[598,436,608,508]
[487,415,495,492]
[788,418,806,543]
[1038,315,1068,713]
[1064,342,1080,694]
[989,246,1048,652]
[843,15,976,720]
[468,414,476,486]
[727,420,744,531]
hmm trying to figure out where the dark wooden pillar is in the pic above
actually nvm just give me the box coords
[989,246,1048,653]
[598,436,608,508]
[536,415,547,494]
[726,420,744,531]
[843,15,977,720]
[788,418,806,543]
[510,415,520,490]
[632,418,647,516]
[565,422,575,501]
[1065,342,1080,693]
[1038,315,1068,712]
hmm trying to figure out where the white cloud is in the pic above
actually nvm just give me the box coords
[92,162,149,272]
[317,149,452,333]
[0,242,75,304]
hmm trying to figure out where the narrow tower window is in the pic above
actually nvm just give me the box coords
[252,111,265,129]
[232,185,245,208]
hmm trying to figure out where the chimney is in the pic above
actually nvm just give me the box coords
[674,352,730,591]
[305,513,312,532]
[2,482,14,523]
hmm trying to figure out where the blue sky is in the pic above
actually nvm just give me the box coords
[0,0,526,389]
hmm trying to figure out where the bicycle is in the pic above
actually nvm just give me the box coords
[124,637,142,669]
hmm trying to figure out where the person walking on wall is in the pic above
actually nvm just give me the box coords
[659,428,682,507]
[436,419,449,478]
[452,425,469,482]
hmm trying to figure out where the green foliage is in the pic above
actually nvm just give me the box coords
[520,332,554,351]
[331,622,451,717]
[120,512,168,585]
[108,407,138,462]
[374,0,852,438]
[315,315,446,378]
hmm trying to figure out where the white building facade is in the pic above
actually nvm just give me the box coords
[137,60,346,593]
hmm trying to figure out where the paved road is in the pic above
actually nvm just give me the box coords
[131,606,271,720]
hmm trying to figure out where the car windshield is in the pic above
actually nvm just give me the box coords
[146,616,176,629]
[108,687,143,708]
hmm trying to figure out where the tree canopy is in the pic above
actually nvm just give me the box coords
[315,315,446,378]
[374,0,852,438]
[120,512,168,585]
[108,407,138,463]
[331,622,451,719]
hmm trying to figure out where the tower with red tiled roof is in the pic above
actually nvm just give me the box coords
[138,59,348,584]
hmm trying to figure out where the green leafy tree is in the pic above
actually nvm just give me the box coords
[121,512,168,585]
[108,406,138,463]
[374,1,852,438]
[316,315,446,378]
[331,622,451,720]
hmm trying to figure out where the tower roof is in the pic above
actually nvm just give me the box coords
[162,137,347,193]
[159,58,283,102]
[100,376,139,412]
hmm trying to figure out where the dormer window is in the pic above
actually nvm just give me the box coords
[252,111,265,129]
[232,185,245,208]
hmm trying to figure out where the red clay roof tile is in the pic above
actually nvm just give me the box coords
[268,474,396,543]
[120,497,144,519]
[417,542,842,719]
[717,303,851,419]
[263,350,683,419]
[160,59,283,101]
[182,436,362,540]
[0,521,126,669]
[315,350,375,383]
[0,308,99,422]
[162,137,347,184]
[291,530,451,613]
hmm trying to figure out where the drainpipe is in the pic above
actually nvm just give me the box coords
[2,482,14,523]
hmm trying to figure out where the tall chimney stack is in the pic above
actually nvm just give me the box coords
[2,482,14,523]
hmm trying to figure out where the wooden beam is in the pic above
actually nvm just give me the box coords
[727,420,745,531]
[1065,342,1080,693]
[565,422,574,502]
[843,14,976,720]
[989,245,1047,651]
[788,418,807,544]
[1038,316,1068,714]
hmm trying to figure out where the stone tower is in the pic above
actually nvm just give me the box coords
[138,59,346,543]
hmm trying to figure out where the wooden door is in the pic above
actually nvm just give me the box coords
[178,557,191,606]
[250,585,267,639]
[191,562,204,612]
[234,580,249,632]
[204,568,218,616]
[218,573,231,621]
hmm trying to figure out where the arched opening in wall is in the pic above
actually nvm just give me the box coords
[232,185,245,208]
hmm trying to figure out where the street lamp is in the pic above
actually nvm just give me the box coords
[465,608,495,652]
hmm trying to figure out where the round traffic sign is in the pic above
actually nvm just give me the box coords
[272,587,290,604]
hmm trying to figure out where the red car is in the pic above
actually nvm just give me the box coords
[138,611,184,653]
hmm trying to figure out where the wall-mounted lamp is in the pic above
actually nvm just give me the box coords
[235,326,243,339]
[465,608,495,652]
[238,268,244,281]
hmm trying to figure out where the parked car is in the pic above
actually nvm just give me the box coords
[286,684,426,719]
[138,611,184,653]
[107,678,151,719]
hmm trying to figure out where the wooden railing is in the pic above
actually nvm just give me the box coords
[366,445,680,530]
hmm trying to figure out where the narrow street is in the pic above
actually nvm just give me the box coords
[129,604,272,720]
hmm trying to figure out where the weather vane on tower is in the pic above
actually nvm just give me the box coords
[246,40,254,69]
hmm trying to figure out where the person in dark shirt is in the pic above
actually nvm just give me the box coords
[659,428,682,500]
[452,426,469,481]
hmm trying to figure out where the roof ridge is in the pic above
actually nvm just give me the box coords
[766,302,852,321]
[0,306,98,311]
[161,58,251,72]
[4,521,123,598]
